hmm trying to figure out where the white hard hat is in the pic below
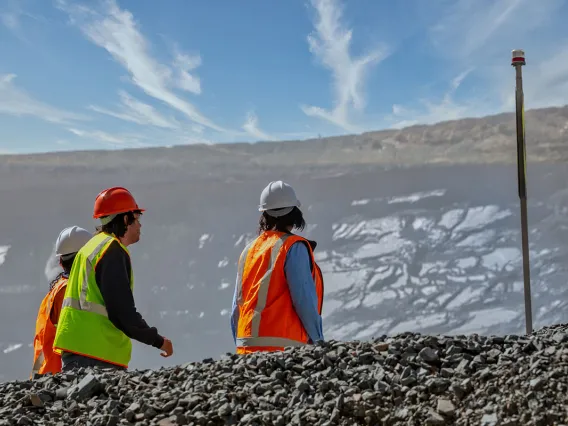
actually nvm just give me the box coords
[259,181,301,217]
[55,226,92,258]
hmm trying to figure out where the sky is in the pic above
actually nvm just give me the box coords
[1,0,568,154]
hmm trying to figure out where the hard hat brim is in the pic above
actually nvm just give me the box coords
[93,207,145,219]
[258,200,301,213]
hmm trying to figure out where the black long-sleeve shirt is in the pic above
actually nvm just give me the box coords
[94,241,164,349]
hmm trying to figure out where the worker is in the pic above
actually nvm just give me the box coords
[53,186,173,371]
[30,226,92,379]
[231,180,324,354]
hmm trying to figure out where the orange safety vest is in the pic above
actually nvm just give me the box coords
[30,275,67,378]
[235,230,324,354]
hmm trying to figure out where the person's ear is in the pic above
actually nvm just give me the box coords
[123,215,128,226]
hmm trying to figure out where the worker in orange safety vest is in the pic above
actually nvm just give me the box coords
[231,180,324,354]
[30,226,92,378]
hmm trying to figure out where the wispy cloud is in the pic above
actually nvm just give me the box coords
[67,127,147,148]
[302,0,389,133]
[492,44,568,113]
[242,111,277,141]
[172,50,202,95]
[1,0,48,44]
[429,0,563,62]
[386,68,487,128]
[1,0,27,31]
[56,0,225,133]
[88,90,179,129]
[389,0,567,128]
[0,12,19,30]
[524,45,568,109]
[0,74,86,124]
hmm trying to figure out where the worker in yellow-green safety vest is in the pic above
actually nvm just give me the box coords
[53,186,174,371]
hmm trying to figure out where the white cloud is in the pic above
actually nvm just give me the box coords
[56,0,225,132]
[67,127,147,148]
[426,0,568,108]
[302,0,389,132]
[1,12,18,30]
[191,124,205,134]
[387,69,481,128]
[242,111,277,141]
[173,51,202,95]
[429,0,563,62]
[1,1,48,44]
[388,0,568,128]
[385,68,495,128]
[0,74,86,124]
[88,90,179,129]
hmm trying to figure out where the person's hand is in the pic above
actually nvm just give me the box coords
[160,338,173,358]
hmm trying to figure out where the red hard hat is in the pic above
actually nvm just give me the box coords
[93,186,145,219]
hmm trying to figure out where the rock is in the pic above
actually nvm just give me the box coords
[296,379,310,392]
[124,410,135,423]
[161,399,177,413]
[218,403,231,417]
[128,402,141,412]
[446,345,461,355]
[425,409,446,425]
[55,387,69,400]
[375,342,389,352]
[1,326,568,425]
[29,393,43,407]
[426,378,451,394]
[486,348,501,360]
[481,412,499,425]
[455,359,470,374]
[451,383,466,400]
[419,347,439,363]
[437,398,456,416]
[530,377,546,391]
[143,407,158,420]
[16,417,33,426]
[67,373,101,401]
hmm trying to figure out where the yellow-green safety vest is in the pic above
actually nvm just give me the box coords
[53,232,134,367]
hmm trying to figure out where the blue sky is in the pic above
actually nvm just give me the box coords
[1,0,568,154]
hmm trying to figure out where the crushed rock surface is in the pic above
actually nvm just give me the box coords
[2,324,568,425]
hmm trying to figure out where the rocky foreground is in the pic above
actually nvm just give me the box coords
[2,325,568,426]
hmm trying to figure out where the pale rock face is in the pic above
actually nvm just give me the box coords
[2,105,568,383]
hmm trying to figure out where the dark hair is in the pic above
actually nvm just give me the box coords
[60,256,75,273]
[95,211,141,238]
[49,254,76,290]
[258,207,306,234]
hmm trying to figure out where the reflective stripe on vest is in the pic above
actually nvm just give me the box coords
[53,232,134,367]
[236,233,291,342]
[58,236,113,318]
[67,235,114,317]
[235,231,323,350]
[236,336,306,348]
[61,297,107,317]
[31,351,45,377]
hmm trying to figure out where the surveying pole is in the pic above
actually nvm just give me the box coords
[511,49,533,335]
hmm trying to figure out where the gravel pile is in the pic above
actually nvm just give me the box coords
[2,325,568,425]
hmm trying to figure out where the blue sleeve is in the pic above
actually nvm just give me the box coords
[284,242,324,343]
[230,277,239,345]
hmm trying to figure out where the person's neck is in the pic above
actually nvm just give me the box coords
[119,237,131,247]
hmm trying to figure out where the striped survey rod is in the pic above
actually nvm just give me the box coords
[511,49,532,335]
